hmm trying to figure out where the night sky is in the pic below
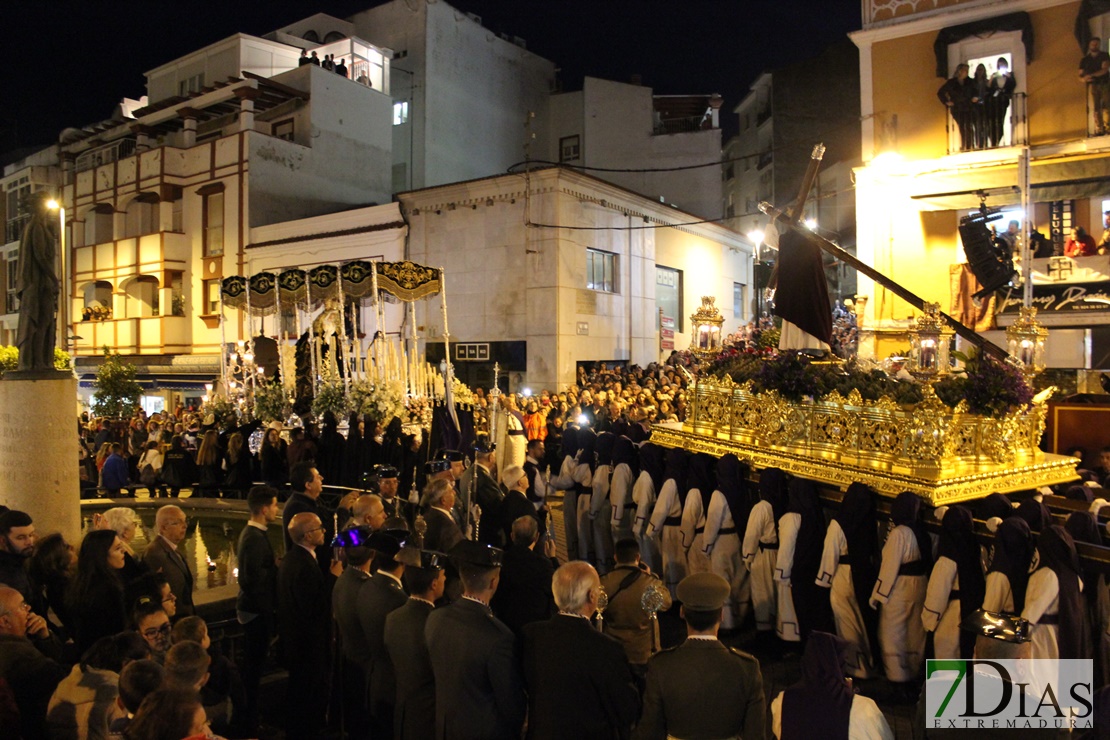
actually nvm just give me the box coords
[0,1,860,162]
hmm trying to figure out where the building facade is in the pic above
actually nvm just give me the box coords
[851,0,1110,366]
[543,77,725,220]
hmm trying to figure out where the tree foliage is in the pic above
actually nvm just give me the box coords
[92,346,142,418]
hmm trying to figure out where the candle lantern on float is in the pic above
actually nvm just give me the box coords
[908,302,954,380]
[1005,305,1048,378]
[689,296,725,357]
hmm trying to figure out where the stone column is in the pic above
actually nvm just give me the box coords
[179,108,200,148]
[234,87,260,133]
[0,374,81,543]
[130,123,155,153]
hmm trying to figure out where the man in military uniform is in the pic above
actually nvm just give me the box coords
[330,525,375,735]
[385,548,445,740]
[356,532,408,737]
[601,538,672,674]
[635,572,765,740]
[458,437,504,546]
[425,541,525,740]
[376,465,413,524]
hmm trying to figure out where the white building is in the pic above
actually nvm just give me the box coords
[399,167,752,391]
[543,77,725,220]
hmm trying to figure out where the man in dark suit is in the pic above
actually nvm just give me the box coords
[235,485,279,734]
[357,532,408,737]
[635,572,765,740]
[490,514,558,636]
[331,525,375,736]
[386,549,446,740]
[523,561,640,740]
[141,505,195,616]
[420,475,463,553]
[425,541,525,740]
[282,462,331,557]
[498,465,541,545]
[278,512,333,739]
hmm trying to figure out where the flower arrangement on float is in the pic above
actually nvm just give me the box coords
[349,377,407,426]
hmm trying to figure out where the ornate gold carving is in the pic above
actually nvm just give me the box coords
[651,425,1078,507]
[668,376,1074,505]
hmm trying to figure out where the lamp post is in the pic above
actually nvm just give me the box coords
[46,198,66,359]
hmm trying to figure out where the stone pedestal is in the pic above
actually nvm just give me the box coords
[0,375,81,543]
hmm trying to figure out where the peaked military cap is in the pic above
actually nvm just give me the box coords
[396,547,444,571]
[677,572,731,611]
[448,540,503,568]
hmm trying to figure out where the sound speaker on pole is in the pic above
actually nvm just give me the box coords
[959,210,1014,298]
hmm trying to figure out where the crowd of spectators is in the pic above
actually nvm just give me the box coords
[0,505,242,739]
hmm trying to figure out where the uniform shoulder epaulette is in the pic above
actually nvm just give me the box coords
[650,644,681,660]
[727,646,759,662]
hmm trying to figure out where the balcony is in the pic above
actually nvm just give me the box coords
[756,151,773,171]
[74,315,190,356]
[75,138,137,174]
[1087,87,1109,139]
[946,92,1027,155]
[756,107,772,127]
[653,114,714,135]
[4,215,29,245]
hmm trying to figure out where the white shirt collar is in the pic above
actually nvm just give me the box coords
[158,534,178,551]
[462,594,490,608]
[298,543,318,560]
[686,635,719,642]
[432,506,454,517]
[410,596,435,607]
[246,520,268,532]
[376,569,403,588]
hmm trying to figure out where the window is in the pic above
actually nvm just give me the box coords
[178,73,204,97]
[202,189,224,257]
[734,282,746,319]
[393,101,409,125]
[5,178,31,244]
[586,248,617,293]
[656,265,683,332]
[273,119,294,142]
[202,279,221,315]
[5,250,18,314]
[560,135,581,163]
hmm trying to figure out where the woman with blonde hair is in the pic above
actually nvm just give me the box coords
[195,429,221,498]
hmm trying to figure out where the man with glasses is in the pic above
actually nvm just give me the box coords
[278,512,333,739]
[142,505,195,616]
[0,585,68,740]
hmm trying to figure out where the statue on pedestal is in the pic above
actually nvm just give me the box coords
[15,192,60,373]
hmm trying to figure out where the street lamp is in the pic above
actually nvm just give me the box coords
[46,198,67,357]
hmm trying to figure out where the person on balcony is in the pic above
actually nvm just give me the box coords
[1097,211,1110,255]
[1065,226,1097,258]
[937,64,974,151]
[987,57,1016,147]
[969,64,990,149]
[1079,37,1110,136]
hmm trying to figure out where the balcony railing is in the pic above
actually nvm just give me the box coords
[653,114,713,135]
[75,138,137,174]
[945,92,1027,155]
[4,215,29,244]
[1087,86,1109,138]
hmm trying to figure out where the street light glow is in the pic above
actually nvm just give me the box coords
[46,199,60,210]
[804,218,818,230]
[747,229,763,245]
